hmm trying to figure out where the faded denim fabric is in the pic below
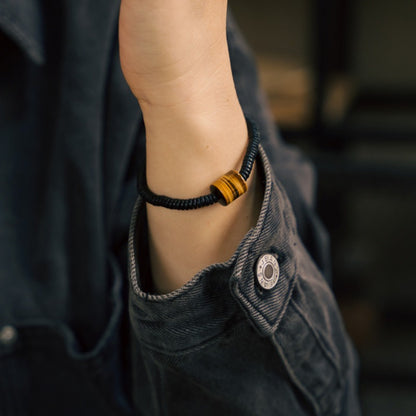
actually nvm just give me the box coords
[0,1,360,415]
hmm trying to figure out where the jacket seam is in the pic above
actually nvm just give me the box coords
[271,333,321,416]
[135,316,247,357]
[291,295,343,380]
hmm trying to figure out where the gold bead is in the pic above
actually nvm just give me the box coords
[210,170,248,205]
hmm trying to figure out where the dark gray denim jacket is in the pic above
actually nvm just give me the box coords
[0,1,359,415]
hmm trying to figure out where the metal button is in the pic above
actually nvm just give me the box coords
[0,325,18,347]
[256,254,279,290]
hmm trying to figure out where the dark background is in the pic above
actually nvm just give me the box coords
[230,0,416,414]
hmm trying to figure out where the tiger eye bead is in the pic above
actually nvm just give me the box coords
[210,170,248,205]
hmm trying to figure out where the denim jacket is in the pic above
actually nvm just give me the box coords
[0,1,360,414]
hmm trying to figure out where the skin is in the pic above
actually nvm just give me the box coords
[119,0,263,293]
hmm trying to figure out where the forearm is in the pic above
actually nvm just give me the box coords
[119,0,262,293]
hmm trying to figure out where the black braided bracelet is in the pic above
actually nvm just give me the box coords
[138,117,260,210]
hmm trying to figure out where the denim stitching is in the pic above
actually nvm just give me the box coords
[271,333,321,415]
[291,296,343,383]
[272,299,345,415]
[230,146,300,332]
[136,317,247,357]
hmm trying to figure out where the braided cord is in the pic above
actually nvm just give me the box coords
[138,117,260,210]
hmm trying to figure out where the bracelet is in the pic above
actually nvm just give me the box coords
[138,117,260,210]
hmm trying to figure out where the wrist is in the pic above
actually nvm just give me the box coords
[138,47,236,119]
[144,99,248,199]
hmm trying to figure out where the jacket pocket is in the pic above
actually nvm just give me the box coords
[0,253,131,416]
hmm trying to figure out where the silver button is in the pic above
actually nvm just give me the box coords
[0,325,18,346]
[256,254,279,290]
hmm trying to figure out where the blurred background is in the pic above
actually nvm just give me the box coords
[229,0,416,414]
